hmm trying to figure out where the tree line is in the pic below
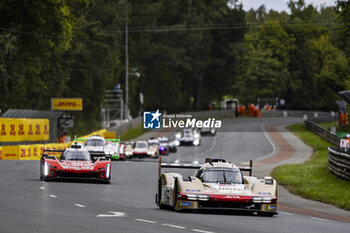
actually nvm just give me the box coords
[0,0,350,131]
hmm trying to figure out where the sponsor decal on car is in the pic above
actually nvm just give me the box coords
[180,201,191,206]
[185,189,201,192]
[267,205,276,210]
[258,192,272,195]
[225,195,240,199]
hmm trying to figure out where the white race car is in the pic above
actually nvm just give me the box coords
[76,135,122,160]
[175,128,201,146]
[156,158,277,216]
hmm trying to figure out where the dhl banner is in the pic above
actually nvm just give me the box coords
[104,131,116,139]
[0,127,116,160]
[1,143,70,160]
[0,118,49,142]
[51,98,83,111]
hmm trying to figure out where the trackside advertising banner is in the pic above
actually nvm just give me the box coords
[51,98,83,111]
[1,143,70,160]
[0,118,49,142]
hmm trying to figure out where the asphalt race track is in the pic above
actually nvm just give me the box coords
[0,118,349,233]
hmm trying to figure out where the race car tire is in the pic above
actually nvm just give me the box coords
[173,178,179,211]
[157,178,166,209]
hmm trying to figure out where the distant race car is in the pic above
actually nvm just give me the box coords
[76,135,123,160]
[200,127,217,136]
[124,142,135,159]
[132,140,149,158]
[175,128,201,146]
[156,158,278,216]
[147,139,160,158]
[168,139,179,152]
[157,136,178,153]
[157,137,170,155]
[40,143,111,184]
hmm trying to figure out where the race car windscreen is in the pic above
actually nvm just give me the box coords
[202,168,242,184]
[62,150,91,161]
[85,139,104,146]
[135,142,147,148]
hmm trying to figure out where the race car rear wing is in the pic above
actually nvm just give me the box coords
[158,156,253,177]
[75,138,120,142]
[43,149,106,160]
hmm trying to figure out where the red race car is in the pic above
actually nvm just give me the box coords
[40,144,111,184]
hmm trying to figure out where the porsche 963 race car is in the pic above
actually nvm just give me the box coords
[156,157,277,216]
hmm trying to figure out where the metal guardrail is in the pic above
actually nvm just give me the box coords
[262,110,333,118]
[304,116,339,146]
[328,147,350,181]
[304,116,350,181]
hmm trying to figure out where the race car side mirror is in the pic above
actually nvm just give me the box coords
[42,153,49,157]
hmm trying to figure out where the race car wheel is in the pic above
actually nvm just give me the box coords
[173,178,179,211]
[157,178,165,209]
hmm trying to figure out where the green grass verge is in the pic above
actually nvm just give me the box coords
[318,121,337,131]
[271,123,350,210]
[118,124,150,141]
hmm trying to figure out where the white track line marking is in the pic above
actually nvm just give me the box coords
[40,187,45,190]
[279,211,294,216]
[134,218,157,224]
[311,217,329,222]
[192,229,215,233]
[161,223,186,229]
[74,204,85,208]
[96,212,127,217]
[49,195,57,198]
[254,125,277,162]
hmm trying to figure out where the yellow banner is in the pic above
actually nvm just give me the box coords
[1,146,20,160]
[0,118,49,142]
[51,98,83,111]
[1,143,70,160]
[104,131,116,139]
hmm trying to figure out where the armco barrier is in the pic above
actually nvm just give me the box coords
[304,116,339,146]
[262,110,333,118]
[328,147,350,181]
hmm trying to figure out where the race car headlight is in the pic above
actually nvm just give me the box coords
[105,164,110,178]
[186,194,210,201]
[175,133,181,139]
[147,151,154,155]
[125,151,132,155]
[43,162,49,176]
[253,197,273,203]
[193,139,200,146]
[174,140,180,146]
[210,129,216,134]
[194,133,200,139]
